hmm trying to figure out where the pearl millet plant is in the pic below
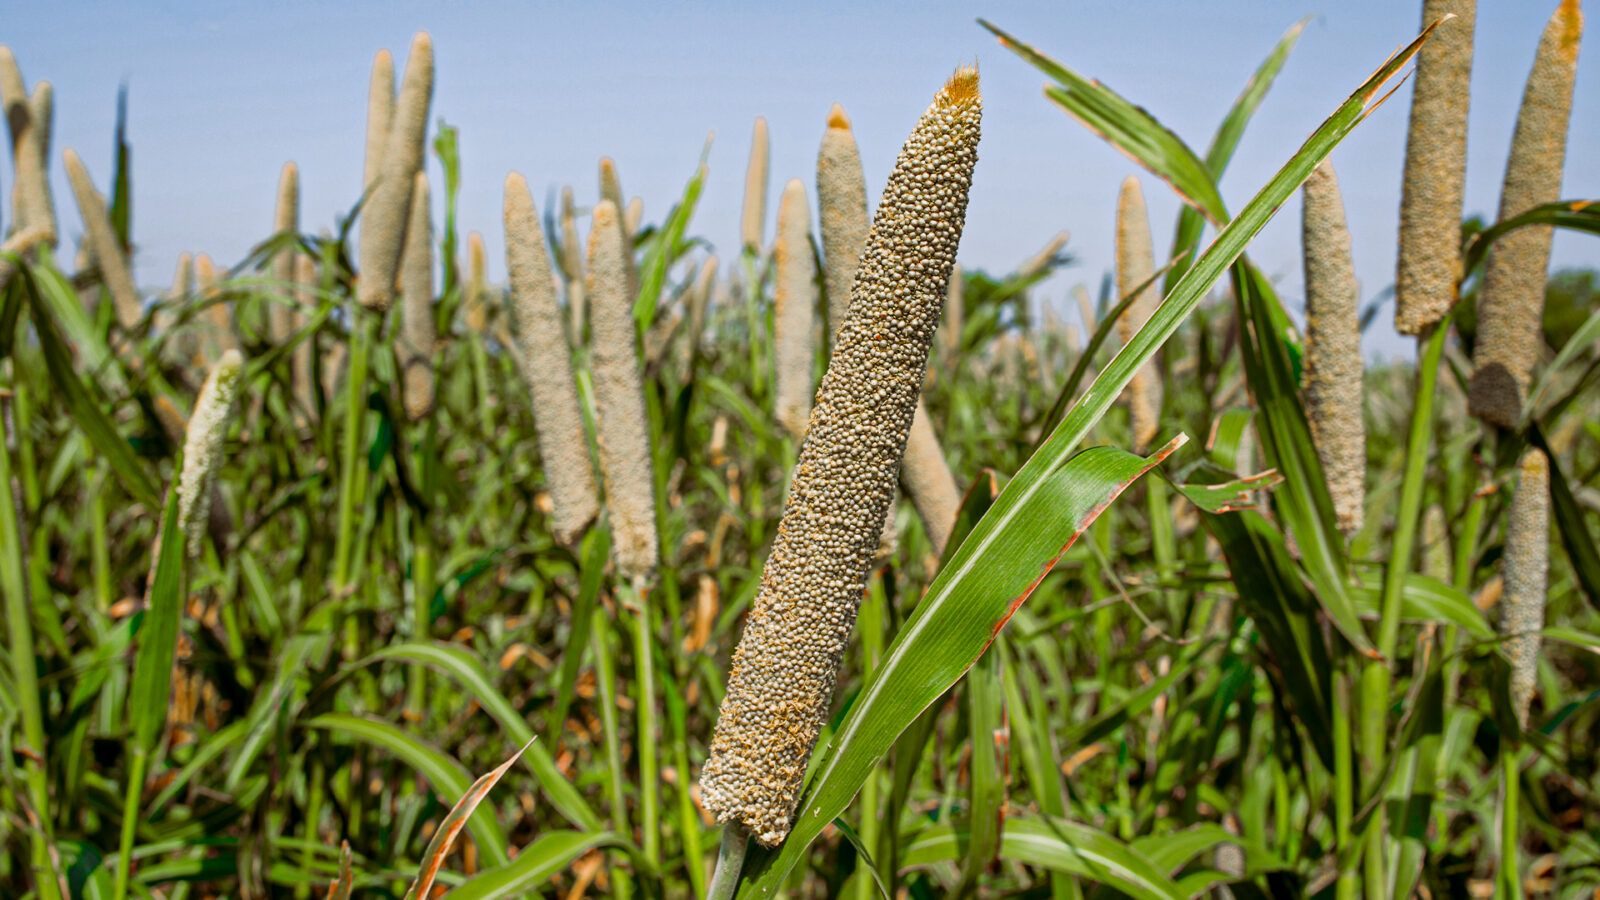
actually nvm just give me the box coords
[504,173,600,547]
[0,47,56,241]
[1302,161,1366,536]
[63,149,142,331]
[773,178,817,438]
[357,33,432,313]
[363,49,394,192]
[902,401,962,555]
[685,253,720,366]
[1468,0,1582,427]
[464,230,488,333]
[587,199,659,581]
[559,185,587,337]
[194,253,238,362]
[1395,0,1476,335]
[177,349,245,557]
[1116,176,1163,451]
[269,162,299,343]
[817,103,869,342]
[399,172,435,422]
[700,67,981,852]
[1503,448,1550,730]
[740,117,770,254]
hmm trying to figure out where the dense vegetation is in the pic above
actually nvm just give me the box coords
[1,5,1598,898]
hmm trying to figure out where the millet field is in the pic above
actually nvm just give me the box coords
[1,1,1599,897]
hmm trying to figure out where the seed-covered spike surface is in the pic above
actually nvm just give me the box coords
[740,116,770,253]
[357,32,432,313]
[1468,0,1582,427]
[1395,0,1476,335]
[1301,162,1366,536]
[774,178,817,438]
[817,102,870,342]
[587,199,658,581]
[269,161,300,343]
[1116,176,1162,451]
[63,149,142,331]
[1503,448,1549,730]
[0,48,55,240]
[363,49,395,192]
[701,66,981,847]
[504,173,600,547]
[399,171,435,422]
[177,349,245,558]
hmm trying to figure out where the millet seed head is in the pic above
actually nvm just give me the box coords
[64,149,142,330]
[357,33,432,313]
[270,162,300,343]
[1395,0,1476,335]
[817,102,870,342]
[1502,448,1549,730]
[1469,0,1581,427]
[399,171,435,422]
[363,49,395,192]
[0,48,56,242]
[587,200,659,580]
[177,349,245,558]
[465,230,488,333]
[740,117,770,253]
[700,67,981,846]
[774,178,818,438]
[504,173,601,547]
[1301,161,1366,536]
[1116,176,1163,451]
[902,399,961,556]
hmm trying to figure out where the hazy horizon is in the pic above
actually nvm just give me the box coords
[8,1,1597,361]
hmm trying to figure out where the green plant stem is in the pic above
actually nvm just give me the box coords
[1,394,64,900]
[707,825,749,900]
[1499,745,1523,899]
[626,577,661,868]
[113,747,149,900]
[1358,322,1448,893]
[405,514,434,716]
[407,428,436,716]
[334,314,374,656]
[91,465,113,611]
[593,607,633,900]
[1332,667,1355,900]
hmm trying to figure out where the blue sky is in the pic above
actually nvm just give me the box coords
[8,1,1597,359]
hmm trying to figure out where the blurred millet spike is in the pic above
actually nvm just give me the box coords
[504,173,600,547]
[1468,0,1581,426]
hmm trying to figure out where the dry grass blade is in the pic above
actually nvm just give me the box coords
[403,737,539,900]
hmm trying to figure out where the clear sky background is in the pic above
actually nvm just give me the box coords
[7,1,1597,359]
